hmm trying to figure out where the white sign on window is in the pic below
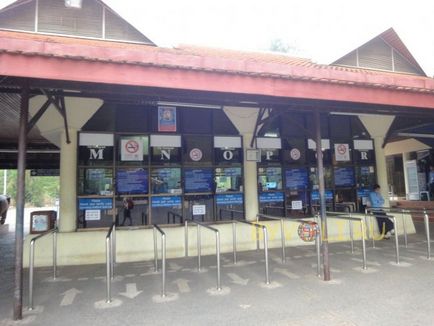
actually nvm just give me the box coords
[291,200,303,210]
[85,210,101,221]
[192,205,206,215]
[121,138,143,161]
[334,143,350,161]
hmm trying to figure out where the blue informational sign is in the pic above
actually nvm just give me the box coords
[216,193,244,205]
[259,192,284,203]
[334,167,355,187]
[79,198,113,210]
[185,168,213,193]
[151,196,182,208]
[357,188,371,198]
[285,168,308,190]
[311,190,333,201]
[116,168,148,194]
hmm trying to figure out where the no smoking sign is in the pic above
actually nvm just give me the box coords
[125,140,139,153]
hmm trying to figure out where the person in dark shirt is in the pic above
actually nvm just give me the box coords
[121,197,134,226]
[0,195,11,225]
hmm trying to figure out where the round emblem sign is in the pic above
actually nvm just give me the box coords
[290,148,301,160]
[125,140,139,154]
[297,221,319,242]
[189,148,203,162]
[337,144,347,155]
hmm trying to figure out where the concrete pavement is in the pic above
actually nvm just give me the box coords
[1,220,434,325]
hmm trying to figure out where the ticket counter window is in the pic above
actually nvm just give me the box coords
[334,190,357,212]
[356,166,376,188]
[259,191,285,216]
[78,198,114,229]
[309,167,333,189]
[151,168,182,195]
[151,196,182,224]
[78,168,113,196]
[184,194,214,222]
[215,167,242,192]
[184,168,213,193]
[285,191,309,217]
[258,167,283,192]
[116,168,148,195]
[311,190,334,212]
[115,197,148,226]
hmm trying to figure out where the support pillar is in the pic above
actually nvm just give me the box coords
[14,85,29,320]
[373,137,390,207]
[243,133,259,221]
[58,129,77,232]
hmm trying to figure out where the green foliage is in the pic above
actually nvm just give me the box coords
[0,170,59,207]
[269,38,299,55]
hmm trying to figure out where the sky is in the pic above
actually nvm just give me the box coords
[1,0,434,76]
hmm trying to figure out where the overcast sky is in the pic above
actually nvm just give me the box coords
[1,0,434,76]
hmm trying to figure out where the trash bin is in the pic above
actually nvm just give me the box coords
[30,210,57,234]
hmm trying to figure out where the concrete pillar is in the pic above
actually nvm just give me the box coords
[373,137,390,207]
[58,129,77,232]
[242,133,259,221]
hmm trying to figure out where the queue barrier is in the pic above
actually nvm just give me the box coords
[105,223,116,303]
[153,225,166,297]
[257,213,322,277]
[185,218,270,285]
[325,212,368,270]
[218,208,244,221]
[28,227,58,310]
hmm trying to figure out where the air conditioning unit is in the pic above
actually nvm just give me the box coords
[65,0,82,8]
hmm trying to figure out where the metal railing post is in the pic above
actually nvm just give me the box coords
[263,226,270,285]
[105,235,111,303]
[153,227,158,272]
[161,232,166,297]
[28,240,35,310]
[391,216,400,264]
[280,218,286,263]
[184,220,189,257]
[110,231,114,280]
[361,220,367,270]
[216,231,221,291]
[400,210,408,248]
[113,225,116,264]
[232,221,237,264]
[53,229,57,279]
[349,217,354,254]
[256,226,260,251]
[197,223,201,272]
[315,227,321,277]
[424,209,431,260]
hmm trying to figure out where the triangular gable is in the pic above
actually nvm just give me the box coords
[332,28,426,76]
[0,0,155,45]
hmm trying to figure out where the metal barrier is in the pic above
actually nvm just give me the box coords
[105,223,116,303]
[237,220,270,285]
[365,208,400,264]
[326,212,367,270]
[185,220,222,290]
[167,211,183,224]
[218,208,244,221]
[257,213,322,276]
[153,225,166,297]
[28,227,58,310]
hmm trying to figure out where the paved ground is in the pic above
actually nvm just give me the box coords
[1,215,434,325]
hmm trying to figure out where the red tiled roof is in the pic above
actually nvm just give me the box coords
[0,30,433,95]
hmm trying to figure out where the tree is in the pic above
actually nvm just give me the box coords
[269,38,300,55]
